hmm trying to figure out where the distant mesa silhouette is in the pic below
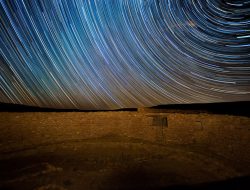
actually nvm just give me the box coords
[0,102,137,112]
[0,101,249,116]
[150,101,250,116]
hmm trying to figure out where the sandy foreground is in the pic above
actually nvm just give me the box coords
[0,111,249,189]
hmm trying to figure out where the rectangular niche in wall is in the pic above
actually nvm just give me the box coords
[152,116,168,127]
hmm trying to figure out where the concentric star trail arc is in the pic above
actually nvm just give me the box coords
[0,0,250,110]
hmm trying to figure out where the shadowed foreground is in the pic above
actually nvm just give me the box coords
[0,108,249,189]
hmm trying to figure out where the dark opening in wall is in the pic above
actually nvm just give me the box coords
[152,116,168,127]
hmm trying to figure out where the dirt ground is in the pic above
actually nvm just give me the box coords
[0,111,249,190]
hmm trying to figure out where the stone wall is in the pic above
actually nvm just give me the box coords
[0,111,249,172]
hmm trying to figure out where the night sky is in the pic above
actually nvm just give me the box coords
[0,0,250,110]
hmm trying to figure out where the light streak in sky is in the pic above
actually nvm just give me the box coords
[0,0,250,109]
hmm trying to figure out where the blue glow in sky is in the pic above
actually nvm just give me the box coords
[0,0,250,109]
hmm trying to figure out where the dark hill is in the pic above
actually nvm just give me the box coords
[0,101,249,116]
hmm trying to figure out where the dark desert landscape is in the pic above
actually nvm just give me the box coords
[0,102,250,190]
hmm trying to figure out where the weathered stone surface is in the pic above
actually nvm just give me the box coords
[0,111,249,189]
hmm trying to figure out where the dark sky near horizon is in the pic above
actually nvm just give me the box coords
[0,0,250,110]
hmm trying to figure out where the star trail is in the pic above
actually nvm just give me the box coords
[0,0,250,110]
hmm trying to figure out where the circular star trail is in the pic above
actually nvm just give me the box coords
[0,0,250,110]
